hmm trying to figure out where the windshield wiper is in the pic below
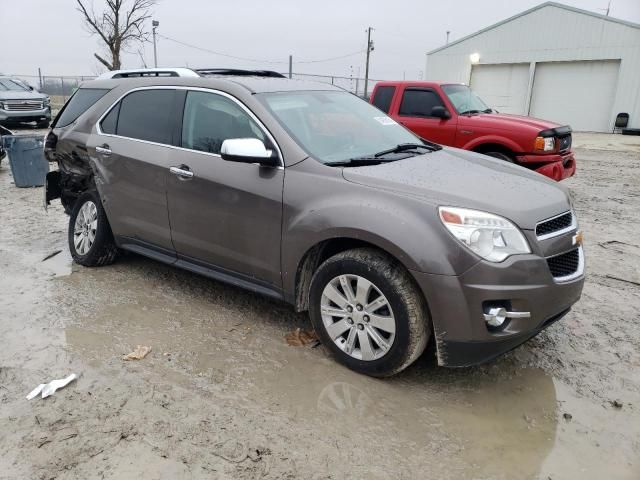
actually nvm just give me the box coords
[459,109,482,115]
[482,108,493,114]
[373,142,440,157]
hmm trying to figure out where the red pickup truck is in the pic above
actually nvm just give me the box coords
[370,82,576,181]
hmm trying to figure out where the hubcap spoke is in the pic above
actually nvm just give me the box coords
[323,283,350,310]
[338,275,356,303]
[357,329,375,360]
[368,313,395,333]
[321,305,348,318]
[326,319,352,339]
[344,328,357,355]
[354,277,372,305]
[365,325,390,352]
[365,295,388,313]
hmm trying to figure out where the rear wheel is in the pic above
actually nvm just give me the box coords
[68,191,118,267]
[309,248,430,377]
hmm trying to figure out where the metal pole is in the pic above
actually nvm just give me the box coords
[60,77,66,102]
[38,68,42,90]
[152,20,159,68]
[364,27,373,99]
[288,55,292,79]
[446,31,450,45]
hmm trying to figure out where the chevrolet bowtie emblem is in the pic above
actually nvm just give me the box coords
[573,231,583,246]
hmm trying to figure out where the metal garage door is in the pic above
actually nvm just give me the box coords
[529,60,620,132]
[470,63,530,115]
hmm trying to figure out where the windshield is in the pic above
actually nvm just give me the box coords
[258,91,421,164]
[441,84,489,114]
[0,78,29,92]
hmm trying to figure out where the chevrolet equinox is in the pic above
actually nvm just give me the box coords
[45,74,585,376]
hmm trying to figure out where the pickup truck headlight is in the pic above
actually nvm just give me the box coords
[439,207,531,262]
[534,136,555,152]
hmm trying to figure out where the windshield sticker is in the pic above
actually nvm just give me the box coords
[374,116,397,126]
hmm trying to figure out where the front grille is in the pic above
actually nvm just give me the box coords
[536,211,574,238]
[547,248,580,278]
[3,100,44,111]
[558,134,572,152]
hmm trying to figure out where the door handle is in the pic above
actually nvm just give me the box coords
[169,165,194,179]
[95,145,112,156]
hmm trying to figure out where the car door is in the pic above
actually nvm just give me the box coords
[396,87,457,145]
[166,89,284,290]
[87,88,178,253]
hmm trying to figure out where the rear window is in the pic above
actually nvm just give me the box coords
[54,88,109,128]
[372,86,395,113]
[116,89,175,144]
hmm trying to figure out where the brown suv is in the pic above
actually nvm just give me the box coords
[45,73,584,376]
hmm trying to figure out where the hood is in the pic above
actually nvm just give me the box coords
[0,90,47,101]
[465,112,564,133]
[341,147,570,230]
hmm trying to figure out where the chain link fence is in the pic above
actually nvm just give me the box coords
[7,71,384,112]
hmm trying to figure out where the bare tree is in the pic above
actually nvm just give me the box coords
[76,0,156,71]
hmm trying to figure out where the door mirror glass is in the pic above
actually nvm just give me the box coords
[220,138,278,166]
[430,106,451,119]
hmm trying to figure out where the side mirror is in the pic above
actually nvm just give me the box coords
[431,106,451,119]
[220,138,279,167]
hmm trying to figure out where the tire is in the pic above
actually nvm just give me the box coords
[68,191,118,267]
[309,248,430,377]
[484,151,514,163]
[37,120,50,129]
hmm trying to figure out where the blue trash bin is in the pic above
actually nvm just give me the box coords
[2,135,48,187]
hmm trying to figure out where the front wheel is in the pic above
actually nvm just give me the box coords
[484,151,515,163]
[68,191,118,267]
[309,248,430,377]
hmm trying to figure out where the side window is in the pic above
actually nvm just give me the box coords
[398,89,444,117]
[100,102,120,135]
[116,89,175,144]
[372,86,396,113]
[181,90,266,155]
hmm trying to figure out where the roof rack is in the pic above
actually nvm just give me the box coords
[195,69,286,78]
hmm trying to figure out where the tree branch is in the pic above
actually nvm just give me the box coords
[94,53,114,70]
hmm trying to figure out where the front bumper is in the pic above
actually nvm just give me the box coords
[411,252,584,367]
[0,107,51,123]
[516,151,576,181]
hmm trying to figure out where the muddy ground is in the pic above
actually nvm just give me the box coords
[0,133,638,479]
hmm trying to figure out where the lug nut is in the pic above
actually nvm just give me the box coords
[357,324,364,330]
[356,304,363,311]
[363,315,369,322]
[347,317,353,324]
[347,306,353,313]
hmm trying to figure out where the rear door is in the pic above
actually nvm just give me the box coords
[396,87,457,145]
[166,89,284,289]
[88,88,178,253]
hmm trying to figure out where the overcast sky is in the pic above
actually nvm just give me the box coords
[1,0,639,81]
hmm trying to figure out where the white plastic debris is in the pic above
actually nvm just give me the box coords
[26,373,78,400]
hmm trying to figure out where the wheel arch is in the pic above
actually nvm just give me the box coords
[463,136,521,155]
[292,235,420,313]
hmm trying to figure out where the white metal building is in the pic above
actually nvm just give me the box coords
[425,2,640,132]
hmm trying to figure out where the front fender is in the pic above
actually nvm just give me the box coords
[281,160,479,299]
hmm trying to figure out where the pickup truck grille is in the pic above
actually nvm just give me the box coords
[536,211,574,238]
[547,248,581,279]
[3,100,45,111]
[558,134,572,152]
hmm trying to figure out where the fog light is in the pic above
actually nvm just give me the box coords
[484,307,508,327]
[484,307,531,328]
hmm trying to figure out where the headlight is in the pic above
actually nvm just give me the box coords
[439,207,531,262]
[534,136,555,152]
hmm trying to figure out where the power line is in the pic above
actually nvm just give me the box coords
[157,34,365,65]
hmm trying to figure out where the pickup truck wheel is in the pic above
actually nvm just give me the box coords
[68,191,118,267]
[485,151,514,163]
[37,120,50,129]
[309,248,430,377]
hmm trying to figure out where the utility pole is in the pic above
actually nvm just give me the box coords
[363,27,374,99]
[446,31,450,44]
[288,55,293,79]
[152,20,159,67]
